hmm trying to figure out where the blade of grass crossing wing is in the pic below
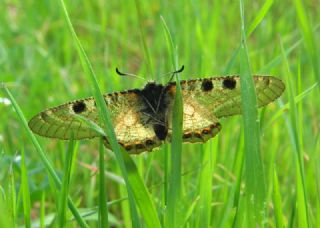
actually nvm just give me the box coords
[99,138,109,227]
[239,0,266,225]
[21,148,31,228]
[58,1,161,227]
[161,16,183,228]
[3,87,88,227]
[58,138,75,227]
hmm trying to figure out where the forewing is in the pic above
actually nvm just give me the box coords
[176,75,285,118]
[166,75,284,143]
[28,91,162,154]
[28,97,100,140]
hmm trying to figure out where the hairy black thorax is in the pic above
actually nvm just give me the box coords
[136,82,169,140]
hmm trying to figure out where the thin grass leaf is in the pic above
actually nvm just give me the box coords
[273,167,284,228]
[246,0,274,36]
[239,0,266,225]
[294,0,320,83]
[197,143,215,228]
[72,114,106,137]
[182,196,199,227]
[21,148,31,228]
[134,0,154,79]
[220,133,245,227]
[40,191,45,228]
[280,37,309,227]
[8,166,16,226]
[161,16,183,228]
[57,1,161,227]
[2,86,88,227]
[265,82,318,128]
[58,138,75,227]
[99,138,109,227]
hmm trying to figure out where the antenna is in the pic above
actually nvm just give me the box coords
[115,68,146,81]
[165,65,184,83]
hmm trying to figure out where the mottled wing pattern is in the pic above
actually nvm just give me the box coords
[28,91,162,154]
[166,75,285,143]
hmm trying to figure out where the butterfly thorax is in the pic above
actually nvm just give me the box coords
[136,82,170,140]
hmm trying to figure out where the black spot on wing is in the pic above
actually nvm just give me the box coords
[222,78,236,89]
[146,139,155,146]
[154,124,168,140]
[201,79,213,91]
[72,101,86,113]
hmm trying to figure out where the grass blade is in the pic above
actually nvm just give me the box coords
[294,0,320,83]
[273,167,284,228]
[239,0,266,225]
[99,138,109,227]
[58,138,75,227]
[161,16,183,228]
[57,1,161,227]
[247,0,274,36]
[2,86,88,227]
[40,191,45,228]
[21,148,31,228]
[280,37,309,227]
[197,143,216,228]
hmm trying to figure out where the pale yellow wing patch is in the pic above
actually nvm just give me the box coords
[166,75,284,143]
[166,89,221,143]
[28,91,163,154]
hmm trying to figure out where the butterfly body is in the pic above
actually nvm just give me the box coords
[28,76,285,154]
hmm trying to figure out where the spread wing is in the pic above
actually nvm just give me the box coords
[166,75,285,143]
[28,91,162,154]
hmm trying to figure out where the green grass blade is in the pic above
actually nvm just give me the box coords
[134,0,154,79]
[294,0,320,83]
[8,166,16,226]
[2,86,88,227]
[58,138,75,227]
[197,143,216,228]
[40,191,45,228]
[99,138,109,227]
[161,16,183,228]
[273,167,284,228]
[280,37,309,227]
[239,0,266,225]
[57,1,161,227]
[21,148,31,228]
[247,0,274,36]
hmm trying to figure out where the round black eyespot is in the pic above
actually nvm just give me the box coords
[222,78,236,89]
[72,101,86,113]
[201,79,213,91]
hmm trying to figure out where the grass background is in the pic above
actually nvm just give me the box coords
[0,0,319,227]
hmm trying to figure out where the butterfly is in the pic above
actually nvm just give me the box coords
[28,74,285,154]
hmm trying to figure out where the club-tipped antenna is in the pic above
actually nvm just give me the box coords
[166,65,184,83]
[115,68,146,81]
